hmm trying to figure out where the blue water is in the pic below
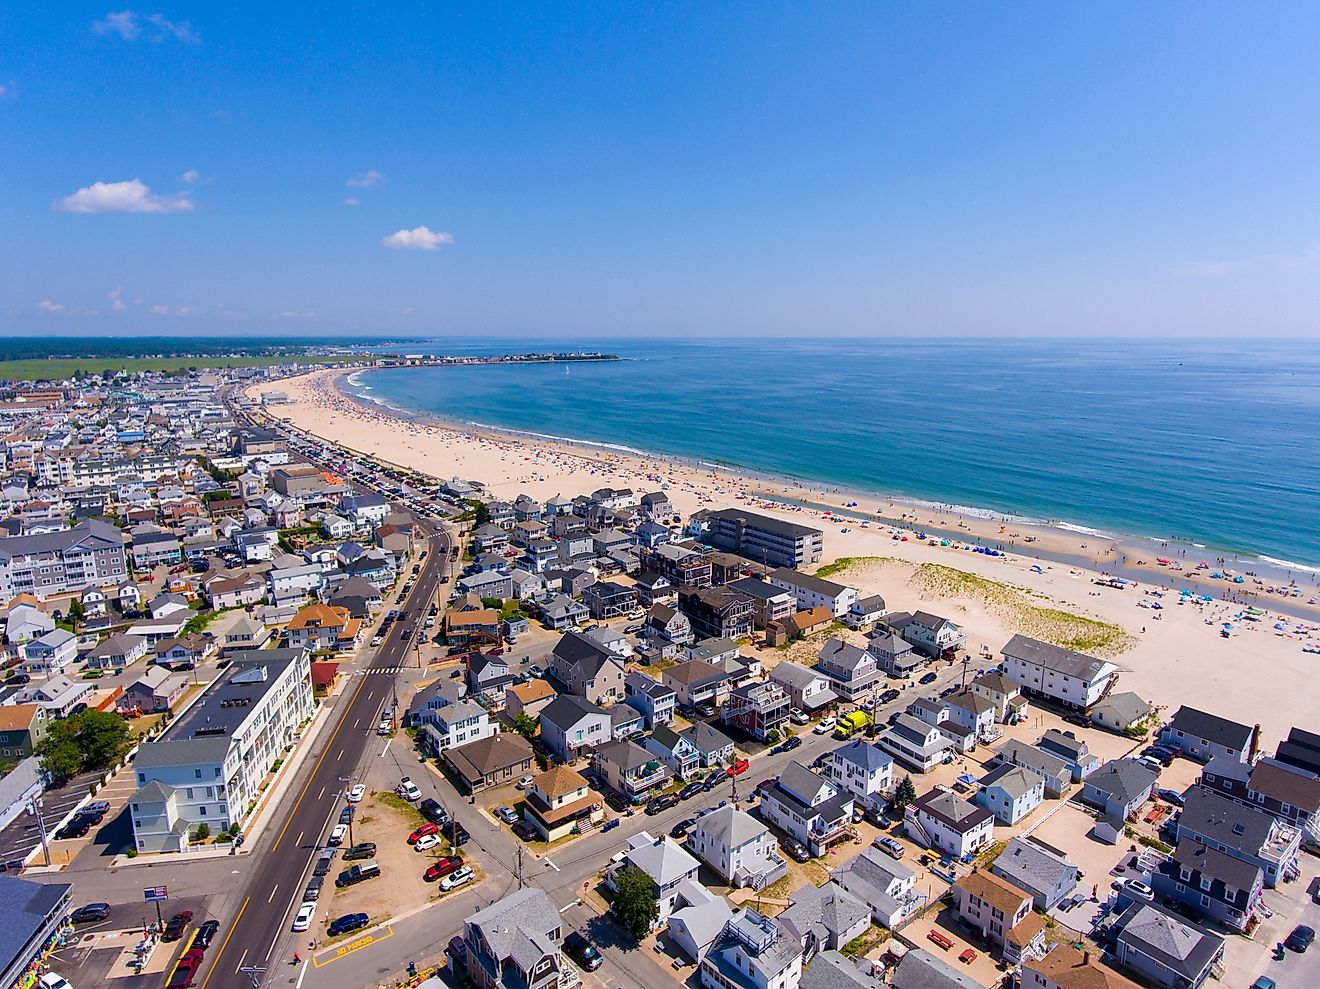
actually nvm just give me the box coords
[347,338,1320,569]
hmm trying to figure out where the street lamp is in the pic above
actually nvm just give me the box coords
[27,798,51,867]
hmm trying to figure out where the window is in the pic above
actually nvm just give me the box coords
[194,768,203,779]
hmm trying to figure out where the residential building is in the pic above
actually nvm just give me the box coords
[831,847,924,929]
[779,881,870,954]
[883,610,965,658]
[419,699,497,754]
[663,659,732,711]
[644,725,703,778]
[20,628,77,677]
[892,948,981,989]
[117,666,189,715]
[814,638,881,703]
[129,649,313,852]
[548,632,626,705]
[759,761,855,856]
[582,581,637,620]
[538,695,612,762]
[539,593,589,631]
[641,543,713,589]
[990,837,1079,911]
[970,671,1028,724]
[703,508,824,567]
[994,740,1073,798]
[722,680,790,742]
[905,788,995,859]
[767,568,855,618]
[593,738,670,803]
[1038,729,1100,781]
[866,628,922,678]
[647,603,694,645]
[445,733,536,794]
[1151,839,1263,932]
[0,875,74,989]
[1089,691,1152,734]
[768,662,837,715]
[1159,707,1256,765]
[522,765,604,841]
[976,764,1045,825]
[1112,901,1224,989]
[1023,945,1142,989]
[1200,754,1320,847]
[688,806,787,890]
[821,739,893,811]
[679,587,755,640]
[952,869,1047,964]
[843,594,887,630]
[222,614,272,652]
[1001,634,1118,710]
[506,679,557,721]
[10,675,93,717]
[445,607,502,647]
[876,714,953,773]
[1274,725,1320,776]
[607,831,700,927]
[205,573,266,610]
[0,520,128,600]
[681,721,737,767]
[669,883,735,964]
[1080,759,1158,820]
[1175,786,1301,887]
[699,908,803,989]
[285,603,361,652]
[624,672,676,729]
[728,578,796,629]
[462,887,577,989]
[0,705,47,758]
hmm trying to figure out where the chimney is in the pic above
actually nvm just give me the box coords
[1250,724,1261,762]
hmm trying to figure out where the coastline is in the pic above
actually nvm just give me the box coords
[330,364,1320,612]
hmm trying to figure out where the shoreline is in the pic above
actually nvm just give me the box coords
[328,366,1320,613]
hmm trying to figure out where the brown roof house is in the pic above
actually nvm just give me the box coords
[953,869,1048,965]
[445,732,535,793]
[506,679,557,721]
[521,764,604,841]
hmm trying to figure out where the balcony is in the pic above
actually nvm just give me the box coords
[623,763,669,795]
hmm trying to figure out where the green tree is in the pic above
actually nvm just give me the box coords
[192,823,211,842]
[893,774,918,811]
[612,866,659,939]
[513,713,538,741]
[37,710,131,781]
[67,597,85,627]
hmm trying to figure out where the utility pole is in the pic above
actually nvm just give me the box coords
[516,845,525,889]
[338,776,355,846]
[959,653,971,692]
[27,799,50,867]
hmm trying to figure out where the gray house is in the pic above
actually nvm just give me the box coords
[624,672,676,729]
[993,739,1073,798]
[1113,901,1223,989]
[1151,839,1263,931]
[990,837,1079,911]
[1175,786,1302,888]
[1160,707,1255,765]
[1080,759,1158,820]
[537,695,612,762]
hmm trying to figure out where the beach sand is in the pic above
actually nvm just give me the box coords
[249,368,1320,747]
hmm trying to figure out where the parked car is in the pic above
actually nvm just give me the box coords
[918,672,938,685]
[343,842,376,861]
[756,777,778,792]
[646,793,680,814]
[872,836,905,860]
[71,903,112,924]
[414,834,440,853]
[1137,755,1164,774]
[292,902,315,932]
[493,806,519,825]
[1156,788,1185,806]
[83,801,111,817]
[397,777,422,802]
[781,735,802,752]
[1286,925,1315,953]
[327,824,348,846]
[880,688,901,703]
[439,866,475,891]
[696,704,716,718]
[327,913,369,937]
[376,719,392,735]
[564,932,603,971]
[194,920,220,949]
[512,820,540,842]
[729,758,750,775]
[409,822,440,844]
[346,783,366,802]
[424,856,465,882]
[54,819,90,840]
[162,911,194,942]
[1063,712,1092,728]
[419,799,449,824]
[515,775,535,790]
[670,817,698,839]
[679,781,704,801]
[781,839,810,863]
[1117,879,1154,901]
[813,718,837,735]
[788,708,809,725]
[303,876,324,901]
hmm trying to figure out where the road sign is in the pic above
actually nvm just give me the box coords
[143,885,168,902]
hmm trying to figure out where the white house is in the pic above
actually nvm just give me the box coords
[419,699,497,754]
[699,908,803,989]
[905,787,995,859]
[687,805,787,890]
[607,831,700,927]
[21,628,78,677]
[876,714,953,773]
[821,739,893,812]
[1001,634,1118,711]
[832,847,925,929]
[976,764,1046,825]
[759,761,855,857]
[768,568,857,618]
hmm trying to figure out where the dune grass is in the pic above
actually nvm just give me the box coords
[813,555,898,579]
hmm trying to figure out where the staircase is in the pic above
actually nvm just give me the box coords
[575,815,597,837]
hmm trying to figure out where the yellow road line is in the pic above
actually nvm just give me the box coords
[312,925,394,968]
[197,895,248,989]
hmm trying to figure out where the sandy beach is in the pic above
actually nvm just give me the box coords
[248,367,1320,747]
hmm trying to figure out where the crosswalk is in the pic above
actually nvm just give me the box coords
[359,666,409,675]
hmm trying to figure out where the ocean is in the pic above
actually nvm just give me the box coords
[344,337,1320,570]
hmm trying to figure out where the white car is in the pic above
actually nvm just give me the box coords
[788,708,809,725]
[813,717,837,735]
[439,866,474,891]
[414,833,440,852]
[515,776,535,790]
[328,823,348,846]
[346,783,366,803]
[376,720,392,736]
[292,901,316,932]
[371,635,383,647]
[397,778,422,802]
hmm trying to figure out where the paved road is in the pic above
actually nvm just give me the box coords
[194,520,453,989]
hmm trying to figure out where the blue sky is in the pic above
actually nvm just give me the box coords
[4,3,1320,338]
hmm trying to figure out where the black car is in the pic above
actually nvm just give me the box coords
[781,839,811,863]
[511,820,539,842]
[679,781,704,801]
[327,913,369,937]
[339,806,354,825]
[194,920,220,950]
[918,672,938,685]
[881,688,901,703]
[563,932,602,972]
[646,793,680,815]
[304,875,324,901]
[163,911,193,942]
[1286,925,1315,953]
[343,842,377,860]
[447,823,471,847]
[670,817,698,840]
[782,735,803,752]
[54,819,90,840]
[419,798,450,825]
[71,903,112,924]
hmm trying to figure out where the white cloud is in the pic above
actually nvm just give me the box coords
[109,288,126,311]
[148,305,169,315]
[180,168,200,184]
[347,170,384,189]
[279,311,315,319]
[344,197,360,207]
[36,300,65,313]
[55,179,193,214]
[382,226,453,251]
[93,10,199,43]
[176,306,195,317]
[0,80,14,100]
[402,306,416,316]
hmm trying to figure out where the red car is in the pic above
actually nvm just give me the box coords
[408,822,439,844]
[756,777,777,792]
[423,855,464,882]
[727,758,750,777]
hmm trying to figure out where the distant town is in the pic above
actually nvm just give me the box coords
[0,360,1310,989]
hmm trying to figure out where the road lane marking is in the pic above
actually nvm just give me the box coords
[353,718,360,729]
[311,925,395,968]
[198,895,248,989]
[380,738,391,756]
[267,883,280,903]
[296,959,309,989]
[545,858,561,872]
[317,787,325,800]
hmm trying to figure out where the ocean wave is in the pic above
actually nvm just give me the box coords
[464,420,652,457]
[346,371,364,387]
[907,498,1042,525]
[1053,521,1111,537]
[1257,555,1320,575]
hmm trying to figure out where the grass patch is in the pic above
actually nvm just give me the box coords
[912,563,1134,656]
[813,556,897,580]
[0,353,349,382]
[373,791,425,824]
[841,923,889,958]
